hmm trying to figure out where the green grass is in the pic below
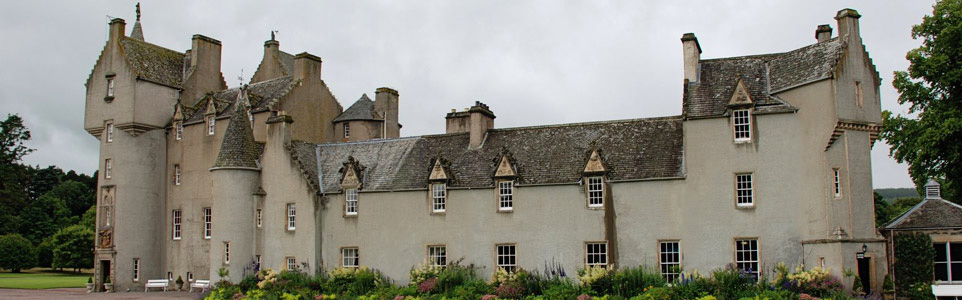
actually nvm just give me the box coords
[0,270,91,289]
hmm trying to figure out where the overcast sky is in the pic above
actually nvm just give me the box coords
[0,1,937,188]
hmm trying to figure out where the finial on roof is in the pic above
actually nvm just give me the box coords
[129,3,144,41]
[271,30,277,41]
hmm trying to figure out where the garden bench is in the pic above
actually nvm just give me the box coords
[144,279,169,292]
[190,279,211,293]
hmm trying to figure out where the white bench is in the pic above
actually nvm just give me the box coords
[932,284,962,298]
[190,279,211,293]
[144,279,169,292]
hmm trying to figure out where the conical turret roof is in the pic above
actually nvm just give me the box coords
[130,3,144,41]
[213,86,259,169]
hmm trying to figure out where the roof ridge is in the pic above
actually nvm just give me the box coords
[121,36,182,55]
[489,115,683,132]
[701,37,840,63]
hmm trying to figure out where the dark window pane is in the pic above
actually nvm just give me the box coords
[952,263,962,281]
[935,243,948,262]
[935,262,949,281]
[950,243,962,261]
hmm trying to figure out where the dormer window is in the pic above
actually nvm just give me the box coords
[207,116,215,135]
[732,109,751,142]
[587,176,604,208]
[345,188,358,216]
[432,183,446,213]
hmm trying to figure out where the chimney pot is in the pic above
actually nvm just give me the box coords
[108,18,126,43]
[815,24,833,43]
[293,52,322,82]
[835,8,862,45]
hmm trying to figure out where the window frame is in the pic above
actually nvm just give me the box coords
[734,238,760,280]
[496,243,517,273]
[175,122,183,141]
[133,258,140,282]
[256,255,262,271]
[587,176,604,208]
[345,188,358,216]
[341,247,359,268]
[732,109,752,142]
[256,209,263,228]
[187,272,193,282]
[428,245,447,267]
[735,173,754,208]
[585,241,608,267]
[833,168,841,198]
[106,123,114,143]
[659,240,681,282]
[498,180,514,211]
[172,209,182,240]
[432,183,447,213]
[344,122,350,138]
[286,257,296,271]
[104,159,112,179]
[106,78,115,97]
[934,242,962,283]
[224,241,230,264]
[174,164,181,185]
[207,116,215,136]
[203,207,212,239]
[287,203,296,230]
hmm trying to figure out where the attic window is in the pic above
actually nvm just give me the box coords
[106,78,115,98]
[587,176,604,208]
[432,183,446,213]
[732,109,751,142]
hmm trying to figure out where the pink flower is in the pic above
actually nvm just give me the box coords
[393,296,405,300]
[577,294,592,300]
[417,277,439,294]
[482,295,498,300]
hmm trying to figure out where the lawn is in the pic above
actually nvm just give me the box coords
[0,270,91,289]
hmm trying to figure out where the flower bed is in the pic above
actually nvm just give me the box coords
[204,263,869,300]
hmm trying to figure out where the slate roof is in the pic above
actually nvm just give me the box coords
[277,51,294,75]
[333,94,382,122]
[120,37,185,88]
[684,38,843,119]
[213,90,260,169]
[184,76,296,124]
[884,199,962,230]
[300,116,684,193]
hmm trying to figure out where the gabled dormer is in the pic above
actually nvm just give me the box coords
[204,97,218,136]
[493,149,518,212]
[428,156,451,214]
[340,156,364,217]
[172,104,185,141]
[582,148,608,209]
[727,79,754,144]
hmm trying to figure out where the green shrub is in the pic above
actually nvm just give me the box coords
[672,274,713,300]
[893,232,935,296]
[882,274,895,293]
[611,266,666,297]
[710,266,755,300]
[540,279,581,300]
[905,282,933,300]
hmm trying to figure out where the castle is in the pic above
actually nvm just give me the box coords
[85,7,888,293]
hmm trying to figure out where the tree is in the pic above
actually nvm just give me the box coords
[18,193,71,245]
[881,0,962,203]
[46,180,94,217]
[0,114,33,165]
[0,115,32,236]
[51,225,94,272]
[0,234,37,272]
[874,192,893,227]
[36,237,54,269]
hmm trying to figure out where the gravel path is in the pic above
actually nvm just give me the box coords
[0,288,205,299]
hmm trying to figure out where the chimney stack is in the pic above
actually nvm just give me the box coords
[815,24,833,43]
[108,18,126,43]
[293,52,322,83]
[835,8,861,45]
[681,33,702,83]
[374,87,400,139]
[445,102,495,149]
[190,35,222,76]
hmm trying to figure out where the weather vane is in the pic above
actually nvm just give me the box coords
[271,30,279,41]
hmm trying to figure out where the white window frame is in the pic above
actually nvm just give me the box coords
[345,189,358,216]
[735,239,759,279]
[106,78,115,97]
[104,206,111,227]
[935,242,961,283]
[732,109,751,142]
[224,242,230,264]
[187,272,193,282]
[207,116,215,135]
[498,181,513,211]
[106,123,114,143]
[287,203,296,230]
[286,257,296,271]
[833,168,841,198]
[175,122,183,140]
[256,209,262,228]
[104,159,112,179]
[256,255,262,270]
[133,258,140,282]
[585,242,608,267]
[428,245,447,267]
[432,183,446,213]
[587,176,604,208]
[344,123,350,138]
[203,207,212,239]
[342,247,359,268]
[735,173,754,207]
[496,244,517,272]
[172,209,182,240]
[174,164,181,185]
[660,241,681,281]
